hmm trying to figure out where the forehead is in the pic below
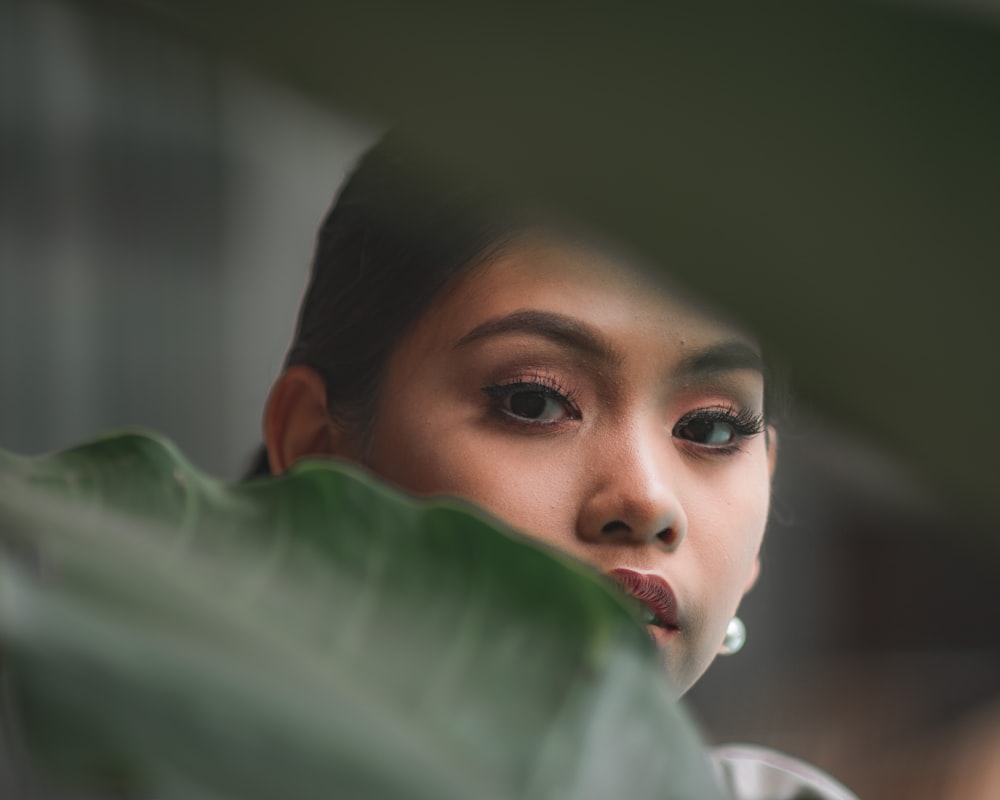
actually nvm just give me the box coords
[429,235,753,354]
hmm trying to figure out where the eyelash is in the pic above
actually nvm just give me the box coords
[481,373,581,426]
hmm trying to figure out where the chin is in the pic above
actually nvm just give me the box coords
[661,643,717,699]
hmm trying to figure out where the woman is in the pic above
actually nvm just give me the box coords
[253,133,857,800]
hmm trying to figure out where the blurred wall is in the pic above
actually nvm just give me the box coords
[0,0,374,478]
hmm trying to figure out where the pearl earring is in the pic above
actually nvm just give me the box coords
[719,616,746,656]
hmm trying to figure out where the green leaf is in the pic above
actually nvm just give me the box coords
[101,0,1000,522]
[0,431,721,800]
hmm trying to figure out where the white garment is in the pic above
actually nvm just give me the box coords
[711,744,860,800]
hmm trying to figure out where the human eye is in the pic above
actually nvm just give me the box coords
[481,374,581,425]
[672,404,765,453]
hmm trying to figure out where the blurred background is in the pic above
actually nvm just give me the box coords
[0,0,375,478]
[2,1,999,798]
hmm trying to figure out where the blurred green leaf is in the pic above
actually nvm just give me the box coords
[0,431,720,799]
[102,0,1000,523]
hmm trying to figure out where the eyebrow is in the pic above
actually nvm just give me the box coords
[454,308,764,378]
[454,309,624,365]
[674,340,765,380]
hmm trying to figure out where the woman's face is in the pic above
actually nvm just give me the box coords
[361,236,775,694]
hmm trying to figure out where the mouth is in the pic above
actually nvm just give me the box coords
[607,569,681,635]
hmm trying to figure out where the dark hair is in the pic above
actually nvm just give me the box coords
[245,132,524,477]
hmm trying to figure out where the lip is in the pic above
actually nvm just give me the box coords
[607,568,681,632]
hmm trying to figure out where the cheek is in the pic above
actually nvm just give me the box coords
[688,457,770,585]
[368,405,578,548]
[672,463,770,692]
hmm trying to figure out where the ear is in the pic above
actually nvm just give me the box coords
[264,365,344,474]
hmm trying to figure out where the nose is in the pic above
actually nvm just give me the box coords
[576,427,687,550]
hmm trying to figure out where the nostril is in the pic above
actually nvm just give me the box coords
[656,527,677,547]
[601,520,631,536]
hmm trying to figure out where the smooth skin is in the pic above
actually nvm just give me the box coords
[266,235,776,694]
